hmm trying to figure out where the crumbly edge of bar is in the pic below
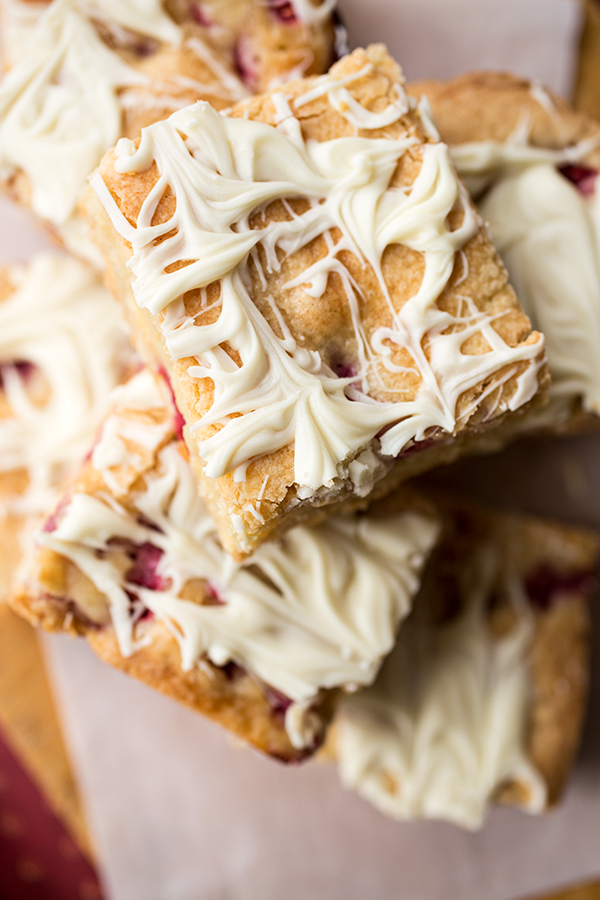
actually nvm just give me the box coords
[10,580,331,763]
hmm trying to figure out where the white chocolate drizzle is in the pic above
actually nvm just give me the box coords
[84,0,181,46]
[0,0,145,225]
[0,253,130,514]
[93,79,544,494]
[334,546,547,828]
[38,369,439,747]
[289,0,337,25]
[479,165,600,416]
[448,116,600,418]
[0,0,246,241]
[449,116,600,199]
[0,0,47,69]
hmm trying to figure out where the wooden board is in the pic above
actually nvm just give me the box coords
[0,603,92,858]
[524,881,600,900]
[575,0,600,121]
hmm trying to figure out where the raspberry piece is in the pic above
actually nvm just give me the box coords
[559,164,597,198]
[524,564,597,611]
[268,0,298,24]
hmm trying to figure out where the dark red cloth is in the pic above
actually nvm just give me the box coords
[0,726,104,900]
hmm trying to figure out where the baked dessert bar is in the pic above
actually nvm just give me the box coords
[0,0,338,88]
[11,367,439,762]
[85,44,548,559]
[165,0,340,91]
[408,72,600,434]
[332,499,599,828]
[0,0,337,264]
[0,253,132,599]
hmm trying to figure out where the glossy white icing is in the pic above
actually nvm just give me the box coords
[290,0,336,25]
[39,369,439,748]
[93,76,543,494]
[0,0,144,225]
[448,117,600,419]
[334,546,547,828]
[0,0,47,69]
[84,0,181,45]
[90,368,174,495]
[480,164,600,416]
[0,0,245,259]
[0,253,130,513]
[294,65,409,129]
[450,117,599,200]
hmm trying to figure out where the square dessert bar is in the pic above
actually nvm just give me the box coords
[0,0,338,88]
[11,367,439,762]
[332,498,599,828]
[0,253,132,599]
[408,72,600,434]
[86,44,548,559]
[0,0,337,263]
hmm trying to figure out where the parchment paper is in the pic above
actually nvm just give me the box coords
[340,0,583,95]
[3,1,597,897]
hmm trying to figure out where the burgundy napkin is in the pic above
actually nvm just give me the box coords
[0,726,104,900]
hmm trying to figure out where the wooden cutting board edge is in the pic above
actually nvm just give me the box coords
[0,603,93,859]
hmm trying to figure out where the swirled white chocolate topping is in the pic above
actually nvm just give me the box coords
[0,253,130,514]
[448,122,600,419]
[0,0,247,234]
[92,70,544,494]
[39,368,439,747]
[288,0,337,25]
[480,166,600,417]
[0,0,47,69]
[334,547,547,828]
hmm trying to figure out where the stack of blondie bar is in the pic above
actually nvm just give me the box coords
[0,0,599,831]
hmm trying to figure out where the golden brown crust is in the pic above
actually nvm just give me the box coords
[10,575,330,763]
[0,255,135,601]
[1,43,235,223]
[84,45,548,559]
[322,498,597,818]
[526,599,590,804]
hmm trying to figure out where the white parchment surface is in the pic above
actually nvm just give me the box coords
[340,0,582,95]
[3,0,598,897]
